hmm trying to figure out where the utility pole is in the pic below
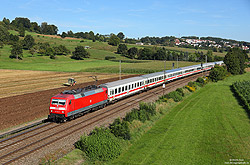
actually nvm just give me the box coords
[205,55,207,76]
[119,60,121,80]
[177,56,179,68]
[163,60,166,96]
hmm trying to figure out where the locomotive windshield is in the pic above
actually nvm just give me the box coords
[51,99,66,105]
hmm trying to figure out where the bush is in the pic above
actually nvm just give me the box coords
[75,127,121,161]
[185,85,195,92]
[138,109,150,122]
[105,56,116,60]
[139,102,156,116]
[196,77,205,86]
[124,108,139,123]
[50,54,56,59]
[209,65,227,82]
[176,88,184,97]
[188,81,198,89]
[124,102,156,123]
[110,118,131,140]
[167,91,183,102]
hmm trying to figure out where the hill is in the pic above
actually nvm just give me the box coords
[0,31,201,73]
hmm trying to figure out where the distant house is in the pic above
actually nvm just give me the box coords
[242,45,249,50]
[136,42,144,45]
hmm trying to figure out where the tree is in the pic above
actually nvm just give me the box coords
[9,34,19,44]
[224,48,247,75]
[0,41,3,48]
[67,30,74,37]
[2,17,10,27]
[10,42,23,60]
[117,44,127,55]
[89,31,95,40]
[71,46,90,60]
[45,47,54,56]
[155,48,166,60]
[206,50,214,62]
[117,32,125,40]
[138,48,153,60]
[0,25,10,44]
[53,45,70,55]
[108,34,120,46]
[37,42,50,55]
[127,47,138,59]
[29,47,37,57]
[40,22,58,35]
[11,17,31,30]
[18,26,25,37]
[30,22,40,33]
[23,35,35,49]
[209,65,227,82]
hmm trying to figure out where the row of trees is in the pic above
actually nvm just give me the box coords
[1,17,58,35]
[117,44,224,62]
[60,30,126,46]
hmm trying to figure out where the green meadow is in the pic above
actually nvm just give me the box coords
[110,72,250,164]
[0,33,199,73]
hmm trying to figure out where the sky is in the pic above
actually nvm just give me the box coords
[1,0,250,42]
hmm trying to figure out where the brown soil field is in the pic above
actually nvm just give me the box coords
[0,69,123,98]
[0,70,137,130]
[36,34,81,40]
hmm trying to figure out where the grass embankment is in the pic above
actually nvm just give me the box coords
[111,73,250,164]
[56,72,250,164]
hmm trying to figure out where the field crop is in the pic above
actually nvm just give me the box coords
[111,72,250,164]
[0,69,121,98]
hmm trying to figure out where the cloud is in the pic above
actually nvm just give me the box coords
[57,23,103,29]
[177,7,207,15]
[57,7,87,13]
[129,9,147,12]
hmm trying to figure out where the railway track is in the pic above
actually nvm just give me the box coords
[0,72,208,165]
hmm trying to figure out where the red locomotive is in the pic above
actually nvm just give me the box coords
[48,85,108,122]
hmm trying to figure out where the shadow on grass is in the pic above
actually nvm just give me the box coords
[230,85,250,120]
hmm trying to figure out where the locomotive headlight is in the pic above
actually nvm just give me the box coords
[62,111,64,113]
[51,110,53,112]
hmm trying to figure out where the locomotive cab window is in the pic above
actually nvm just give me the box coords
[52,99,66,106]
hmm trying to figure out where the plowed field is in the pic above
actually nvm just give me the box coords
[0,69,137,130]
